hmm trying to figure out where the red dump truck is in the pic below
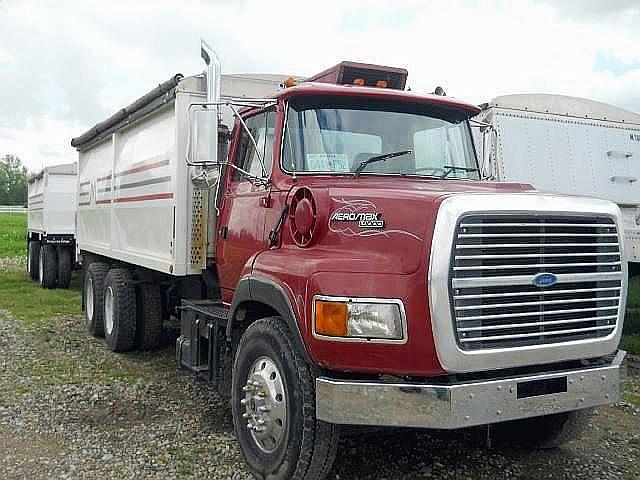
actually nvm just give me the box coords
[71,42,627,479]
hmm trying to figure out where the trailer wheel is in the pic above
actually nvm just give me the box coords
[39,244,58,289]
[56,247,72,289]
[495,408,594,449]
[135,283,162,350]
[27,241,40,280]
[232,317,339,480]
[103,268,137,352]
[84,262,109,337]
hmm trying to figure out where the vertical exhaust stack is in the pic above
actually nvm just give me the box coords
[200,39,221,164]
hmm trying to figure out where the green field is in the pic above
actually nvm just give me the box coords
[0,212,81,326]
[0,211,27,257]
[0,212,638,353]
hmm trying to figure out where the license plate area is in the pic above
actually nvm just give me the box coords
[517,376,567,399]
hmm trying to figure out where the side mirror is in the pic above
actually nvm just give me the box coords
[189,105,219,165]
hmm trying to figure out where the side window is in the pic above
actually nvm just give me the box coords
[233,110,276,181]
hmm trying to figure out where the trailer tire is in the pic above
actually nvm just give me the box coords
[56,247,72,289]
[135,283,162,350]
[495,408,594,449]
[103,268,137,352]
[232,317,339,480]
[39,244,58,289]
[84,262,109,337]
[28,241,40,280]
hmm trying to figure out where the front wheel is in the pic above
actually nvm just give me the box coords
[232,317,339,480]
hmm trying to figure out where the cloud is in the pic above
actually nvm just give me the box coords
[0,0,638,171]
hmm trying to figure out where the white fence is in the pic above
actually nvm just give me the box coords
[0,205,27,213]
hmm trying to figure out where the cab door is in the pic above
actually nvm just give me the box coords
[216,110,276,301]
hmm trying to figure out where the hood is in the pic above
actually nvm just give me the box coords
[283,177,534,275]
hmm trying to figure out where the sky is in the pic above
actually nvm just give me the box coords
[0,0,639,172]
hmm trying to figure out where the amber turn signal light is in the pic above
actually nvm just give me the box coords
[283,77,297,87]
[353,78,365,86]
[315,300,348,336]
[376,80,388,88]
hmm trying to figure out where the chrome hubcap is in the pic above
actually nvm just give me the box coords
[104,286,114,335]
[86,277,94,322]
[242,356,286,453]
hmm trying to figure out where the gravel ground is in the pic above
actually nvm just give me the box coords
[0,307,639,479]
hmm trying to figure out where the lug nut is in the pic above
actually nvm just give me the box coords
[242,412,250,419]
[257,391,266,398]
[240,398,248,405]
[258,406,270,412]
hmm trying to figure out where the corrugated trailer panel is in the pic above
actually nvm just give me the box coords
[494,112,640,205]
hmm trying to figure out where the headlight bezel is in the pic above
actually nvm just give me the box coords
[312,295,408,344]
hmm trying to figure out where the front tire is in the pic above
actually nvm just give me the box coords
[495,408,594,449]
[39,244,57,289]
[103,268,137,352]
[27,241,40,280]
[57,246,72,289]
[232,317,339,480]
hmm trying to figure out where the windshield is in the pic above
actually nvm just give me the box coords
[282,98,479,179]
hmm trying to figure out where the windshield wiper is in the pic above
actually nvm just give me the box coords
[354,150,412,176]
[440,165,479,179]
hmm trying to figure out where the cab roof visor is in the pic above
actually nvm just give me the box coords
[307,61,408,90]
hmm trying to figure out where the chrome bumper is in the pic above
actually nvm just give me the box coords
[316,351,626,429]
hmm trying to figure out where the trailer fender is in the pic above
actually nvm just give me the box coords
[227,276,313,366]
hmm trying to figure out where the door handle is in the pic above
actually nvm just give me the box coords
[219,226,228,239]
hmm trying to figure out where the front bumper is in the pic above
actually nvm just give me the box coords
[316,350,626,429]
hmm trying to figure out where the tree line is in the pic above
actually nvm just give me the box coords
[0,155,28,206]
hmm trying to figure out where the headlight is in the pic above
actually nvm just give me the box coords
[313,297,406,342]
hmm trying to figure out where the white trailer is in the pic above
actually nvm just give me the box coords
[475,94,640,266]
[27,162,78,288]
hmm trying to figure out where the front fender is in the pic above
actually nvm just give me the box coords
[227,275,313,366]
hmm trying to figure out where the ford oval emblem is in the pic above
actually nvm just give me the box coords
[532,272,557,287]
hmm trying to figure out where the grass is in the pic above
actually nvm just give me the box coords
[0,269,82,326]
[0,212,27,257]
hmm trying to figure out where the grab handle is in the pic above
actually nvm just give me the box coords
[607,150,633,158]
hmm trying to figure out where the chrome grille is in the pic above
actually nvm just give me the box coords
[451,214,623,350]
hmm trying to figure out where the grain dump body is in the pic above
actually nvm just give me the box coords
[26,162,78,288]
[475,94,640,265]
[73,73,286,276]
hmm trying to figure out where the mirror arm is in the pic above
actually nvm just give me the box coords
[228,103,268,178]
[222,161,268,187]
